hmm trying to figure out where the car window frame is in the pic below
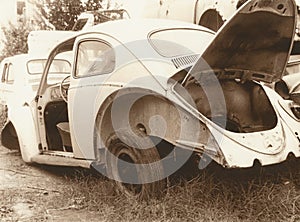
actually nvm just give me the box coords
[148,28,215,58]
[6,63,14,84]
[1,63,14,84]
[27,59,71,75]
[74,38,115,79]
[1,63,8,83]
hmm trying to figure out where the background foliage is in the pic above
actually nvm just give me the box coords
[84,0,103,11]
[0,21,33,62]
[45,0,104,30]
[46,0,84,31]
[0,0,105,61]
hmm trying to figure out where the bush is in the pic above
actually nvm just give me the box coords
[46,0,84,30]
[0,21,33,62]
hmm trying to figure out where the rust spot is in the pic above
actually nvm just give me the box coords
[258,0,272,7]
[136,123,147,134]
[277,4,284,10]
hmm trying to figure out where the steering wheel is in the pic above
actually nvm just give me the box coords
[59,75,70,103]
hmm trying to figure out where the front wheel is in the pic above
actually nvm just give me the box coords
[106,129,166,200]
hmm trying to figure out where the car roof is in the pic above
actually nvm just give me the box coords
[86,18,215,42]
[2,54,48,63]
[2,53,71,64]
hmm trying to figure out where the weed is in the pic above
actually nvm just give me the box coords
[59,159,300,221]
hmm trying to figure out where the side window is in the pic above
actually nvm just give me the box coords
[6,64,14,84]
[1,63,14,84]
[1,64,8,82]
[75,40,115,77]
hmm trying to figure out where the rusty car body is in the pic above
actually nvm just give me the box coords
[1,0,300,199]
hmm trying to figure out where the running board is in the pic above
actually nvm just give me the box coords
[31,154,92,168]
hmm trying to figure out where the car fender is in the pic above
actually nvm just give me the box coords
[93,87,222,164]
[8,104,40,163]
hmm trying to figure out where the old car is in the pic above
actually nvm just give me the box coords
[72,9,130,31]
[2,0,300,199]
[275,57,300,107]
[0,54,71,149]
[72,0,244,32]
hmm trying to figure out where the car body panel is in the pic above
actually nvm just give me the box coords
[0,55,46,162]
[8,0,299,172]
[69,25,217,160]
[207,86,300,168]
[190,0,297,83]
[0,54,72,162]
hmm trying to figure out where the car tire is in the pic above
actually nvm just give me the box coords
[106,129,166,200]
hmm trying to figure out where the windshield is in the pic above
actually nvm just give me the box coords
[27,59,71,75]
[93,9,130,25]
[149,29,214,57]
[72,18,89,31]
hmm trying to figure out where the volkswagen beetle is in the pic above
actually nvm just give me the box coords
[2,0,299,199]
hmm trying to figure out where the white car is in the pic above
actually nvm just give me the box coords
[72,9,130,31]
[1,0,299,200]
[0,54,71,149]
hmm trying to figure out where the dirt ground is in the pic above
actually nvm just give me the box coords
[0,145,98,222]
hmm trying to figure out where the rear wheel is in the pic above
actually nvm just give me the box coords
[106,129,166,200]
[199,9,224,32]
[1,122,20,150]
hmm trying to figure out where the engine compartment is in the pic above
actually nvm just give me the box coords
[178,77,277,133]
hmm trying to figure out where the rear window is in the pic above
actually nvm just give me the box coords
[149,29,214,57]
[27,59,71,75]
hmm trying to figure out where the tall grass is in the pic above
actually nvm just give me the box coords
[56,159,300,222]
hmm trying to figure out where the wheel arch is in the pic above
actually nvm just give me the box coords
[6,106,40,163]
[198,9,225,32]
[1,121,20,150]
[93,87,211,161]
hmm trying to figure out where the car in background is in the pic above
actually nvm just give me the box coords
[72,9,130,31]
[0,54,71,149]
[72,0,243,32]
[274,57,300,110]
[285,56,300,75]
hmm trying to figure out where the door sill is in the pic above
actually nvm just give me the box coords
[31,153,92,168]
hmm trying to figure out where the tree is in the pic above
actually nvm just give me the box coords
[0,0,114,61]
[46,0,84,30]
[0,21,33,61]
[84,0,103,11]
[29,0,56,30]
[0,0,54,61]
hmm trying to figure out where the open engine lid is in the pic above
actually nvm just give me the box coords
[190,0,297,83]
